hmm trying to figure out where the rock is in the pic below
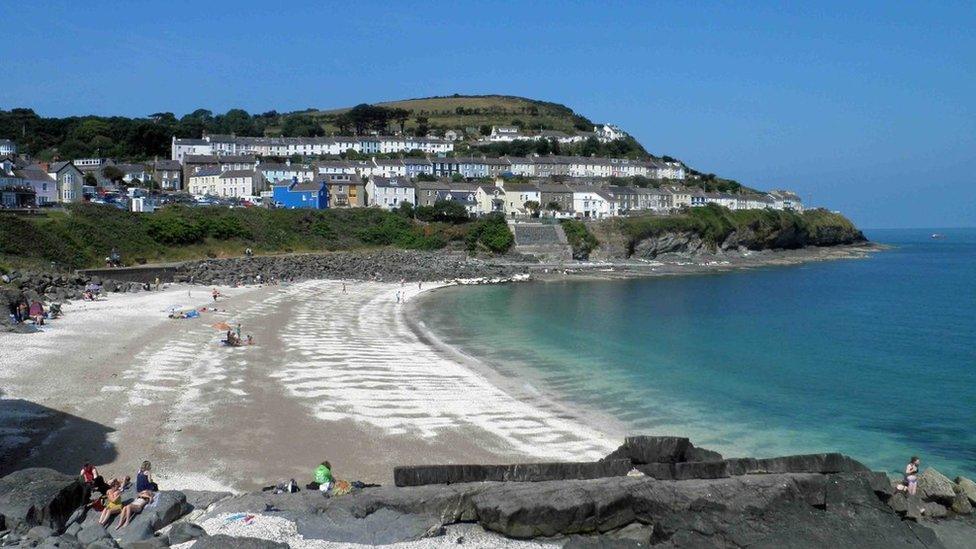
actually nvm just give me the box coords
[115,491,187,545]
[27,525,56,541]
[76,523,112,546]
[950,494,972,515]
[0,468,86,534]
[683,446,723,462]
[190,535,288,549]
[121,535,169,548]
[604,436,691,464]
[86,540,121,549]
[917,468,957,505]
[955,476,976,505]
[48,534,83,549]
[165,522,206,544]
[393,460,632,487]
[180,491,231,512]
[921,502,949,519]
[750,454,870,475]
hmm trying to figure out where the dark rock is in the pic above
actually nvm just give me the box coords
[671,461,731,480]
[955,476,976,506]
[190,535,288,549]
[47,534,83,549]
[393,460,632,487]
[85,540,121,549]
[603,436,691,464]
[164,522,206,545]
[683,446,723,462]
[120,535,169,548]
[633,463,673,480]
[748,453,870,475]
[918,468,957,505]
[0,469,86,534]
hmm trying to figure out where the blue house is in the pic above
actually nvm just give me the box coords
[272,178,328,209]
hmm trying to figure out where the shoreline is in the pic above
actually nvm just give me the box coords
[0,243,882,492]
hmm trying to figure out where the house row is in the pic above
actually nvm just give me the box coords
[0,157,81,205]
[483,124,626,144]
[267,173,803,220]
[171,134,454,162]
[297,155,686,181]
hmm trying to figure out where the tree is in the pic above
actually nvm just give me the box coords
[414,116,429,137]
[390,108,410,134]
[524,200,540,218]
[101,165,125,184]
[545,201,562,214]
[451,173,465,183]
[479,125,491,136]
[83,172,97,186]
[282,115,324,137]
[581,136,600,157]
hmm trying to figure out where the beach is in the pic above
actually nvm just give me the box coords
[0,279,618,491]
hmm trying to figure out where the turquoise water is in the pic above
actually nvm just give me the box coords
[418,229,976,478]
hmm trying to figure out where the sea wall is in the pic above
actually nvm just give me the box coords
[172,249,530,285]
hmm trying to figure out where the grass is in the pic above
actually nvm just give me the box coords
[0,204,515,270]
[312,95,595,134]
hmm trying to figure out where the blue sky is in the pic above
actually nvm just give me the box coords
[3,1,974,228]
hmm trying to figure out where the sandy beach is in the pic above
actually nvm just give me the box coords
[0,279,618,491]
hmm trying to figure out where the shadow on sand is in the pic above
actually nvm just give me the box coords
[0,391,117,477]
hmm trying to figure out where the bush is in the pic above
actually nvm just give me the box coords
[415,200,470,224]
[559,219,599,259]
[466,214,513,253]
[147,214,205,245]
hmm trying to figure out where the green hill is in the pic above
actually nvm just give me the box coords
[313,94,596,135]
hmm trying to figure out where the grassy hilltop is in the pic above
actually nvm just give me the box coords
[312,94,596,134]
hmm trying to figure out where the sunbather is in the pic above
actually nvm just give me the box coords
[98,484,124,525]
[116,490,154,529]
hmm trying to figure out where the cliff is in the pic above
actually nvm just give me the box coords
[586,205,867,260]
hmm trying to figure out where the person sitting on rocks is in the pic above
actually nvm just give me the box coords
[28,300,44,325]
[80,462,109,494]
[115,490,154,530]
[136,461,159,492]
[16,301,29,323]
[98,483,124,526]
[307,461,333,492]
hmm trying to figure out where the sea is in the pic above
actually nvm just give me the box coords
[417,228,976,479]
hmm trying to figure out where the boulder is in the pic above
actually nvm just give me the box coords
[955,476,976,505]
[950,494,972,515]
[0,468,86,534]
[750,454,870,475]
[76,523,113,546]
[393,460,631,487]
[26,525,56,541]
[180,491,232,512]
[917,468,956,505]
[121,535,169,548]
[604,436,691,464]
[165,522,206,545]
[43,534,83,549]
[190,535,288,549]
[921,502,948,519]
[115,491,187,545]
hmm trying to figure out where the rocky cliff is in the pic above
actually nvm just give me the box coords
[589,207,867,260]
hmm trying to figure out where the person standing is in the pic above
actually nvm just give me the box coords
[904,456,920,495]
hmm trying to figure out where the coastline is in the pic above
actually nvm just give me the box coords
[0,243,881,492]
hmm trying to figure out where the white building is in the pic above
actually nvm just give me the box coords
[571,186,614,219]
[186,167,222,196]
[500,182,541,217]
[594,124,626,142]
[365,176,416,210]
[0,139,16,156]
[171,137,212,162]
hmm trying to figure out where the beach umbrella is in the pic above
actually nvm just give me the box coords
[212,321,232,331]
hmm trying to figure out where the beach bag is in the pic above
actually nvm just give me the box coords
[91,496,106,512]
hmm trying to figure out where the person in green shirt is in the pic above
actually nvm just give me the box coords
[313,461,333,492]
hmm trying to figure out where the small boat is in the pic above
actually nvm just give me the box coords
[931,233,946,239]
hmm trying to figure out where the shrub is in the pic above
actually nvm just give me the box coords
[559,219,599,259]
[466,214,513,253]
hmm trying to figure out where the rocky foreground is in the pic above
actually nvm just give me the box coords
[2,437,975,548]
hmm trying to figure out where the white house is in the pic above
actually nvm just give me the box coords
[488,126,525,142]
[171,137,212,162]
[217,170,262,198]
[0,139,16,156]
[186,167,222,196]
[366,176,415,210]
[594,124,626,142]
[570,186,613,219]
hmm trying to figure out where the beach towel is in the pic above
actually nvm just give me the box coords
[185,310,200,318]
[331,479,352,496]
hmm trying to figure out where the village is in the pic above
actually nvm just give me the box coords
[0,124,803,219]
